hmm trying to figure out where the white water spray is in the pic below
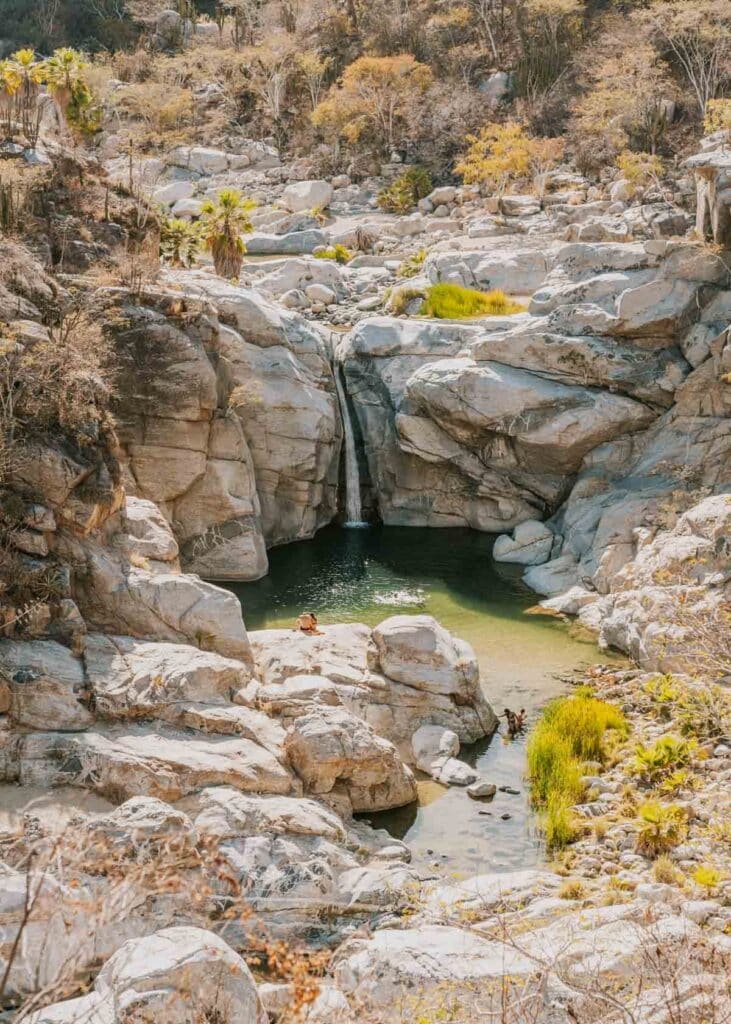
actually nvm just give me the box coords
[334,364,367,527]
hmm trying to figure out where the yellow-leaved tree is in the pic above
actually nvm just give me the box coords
[456,121,564,196]
[312,54,433,155]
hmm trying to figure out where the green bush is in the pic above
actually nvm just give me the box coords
[630,735,696,784]
[397,248,427,279]
[314,243,352,265]
[420,284,526,319]
[527,692,627,851]
[676,685,731,741]
[377,166,432,214]
[636,801,687,856]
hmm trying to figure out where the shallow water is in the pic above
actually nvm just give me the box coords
[227,525,622,878]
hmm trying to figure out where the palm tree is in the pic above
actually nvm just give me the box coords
[160,217,200,268]
[7,49,46,146]
[0,59,21,138]
[199,189,256,279]
[44,47,90,119]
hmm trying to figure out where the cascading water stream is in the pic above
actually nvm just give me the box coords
[334,363,368,528]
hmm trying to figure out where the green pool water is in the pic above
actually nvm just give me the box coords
[226,525,620,877]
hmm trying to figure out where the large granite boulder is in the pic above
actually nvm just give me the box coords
[66,536,253,663]
[249,618,496,756]
[30,927,261,1024]
[281,179,334,213]
[284,706,417,813]
[371,615,479,699]
[161,272,342,550]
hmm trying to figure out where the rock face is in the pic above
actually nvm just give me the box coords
[340,240,725,539]
[108,276,341,580]
[586,494,731,672]
[686,137,731,248]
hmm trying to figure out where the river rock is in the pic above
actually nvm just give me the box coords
[411,724,460,769]
[281,180,334,213]
[333,926,536,1017]
[246,230,329,255]
[84,795,197,854]
[372,615,479,699]
[284,706,417,813]
[467,780,497,799]
[493,520,554,565]
[425,248,550,293]
[256,257,345,299]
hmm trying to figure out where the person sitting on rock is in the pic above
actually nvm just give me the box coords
[296,611,324,635]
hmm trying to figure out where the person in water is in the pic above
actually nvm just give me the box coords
[296,612,324,635]
[504,708,526,736]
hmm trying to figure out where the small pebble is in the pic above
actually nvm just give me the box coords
[501,813,512,821]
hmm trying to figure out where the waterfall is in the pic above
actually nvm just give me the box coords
[334,364,367,527]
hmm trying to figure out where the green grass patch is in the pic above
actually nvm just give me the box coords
[314,243,352,264]
[527,691,628,851]
[420,283,526,319]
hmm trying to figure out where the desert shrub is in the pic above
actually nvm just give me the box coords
[642,677,730,740]
[658,769,697,796]
[420,284,525,319]
[630,735,696,785]
[377,166,433,214]
[397,248,427,279]
[704,98,731,138]
[616,150,664,187]
[312,54,433,156]
[636,801,687,856]
[693,864,725,892]
[558,878,586,901]
[653,854,682,884]
[456,121,564,195]
[314,244,352,264]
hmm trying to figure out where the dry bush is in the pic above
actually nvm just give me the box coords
[0,822,328,1023]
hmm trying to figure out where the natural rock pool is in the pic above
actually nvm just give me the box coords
[225,525,623,878]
